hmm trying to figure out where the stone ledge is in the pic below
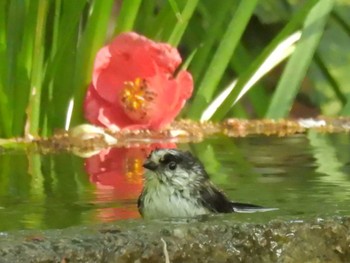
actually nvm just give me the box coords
[0,216,349,263]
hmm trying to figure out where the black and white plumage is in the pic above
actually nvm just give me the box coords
[138,149,276,219]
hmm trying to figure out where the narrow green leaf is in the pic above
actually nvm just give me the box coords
[190,0,234,82]
[167,0,200,47]
[71,0,114,127]
[332,7,350,37]
[210,0,319,121]
[27,0,48,136]
[314,53,346,106]
[266,0,334,118]
[143,2,174,39]
[11,0,37,136]
[41,0,62,136]
[4,0,27,136]
[134,0,156,34]
[167,0,181,16]
[0,0,10,137]
[230,43,269,117]
[43,1,86,135]
[200,29,299,122]
[114,0,142,35]
[332,9,350,115]
[187,0,259,119]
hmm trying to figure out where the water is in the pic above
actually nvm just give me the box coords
[1,131,350,230]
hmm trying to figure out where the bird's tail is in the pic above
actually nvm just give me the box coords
[231,202,278,213]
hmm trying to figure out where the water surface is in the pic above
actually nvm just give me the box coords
[0,132,349,230]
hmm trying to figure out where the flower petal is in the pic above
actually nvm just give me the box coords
[92,46,111,87]
[109,32,182,74]
[84,32,193,131]
[144,70,193,129]
[84,85,136,130]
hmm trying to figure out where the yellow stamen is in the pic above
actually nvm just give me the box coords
[120,78,156,120]
[121,78,146,111]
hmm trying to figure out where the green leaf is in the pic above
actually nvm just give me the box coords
[3,0,27,136]
[200,30,300,121]
[167,0,200,46]
[187,0,259,119]
[12,0,37,136]
[189,1,235,83]
[114,0,142,35]
[331,7,350,115]
[266,0,334,118]
[27,0,49,136]
[70,0,114,127]
[210,0,319,121]
[230,43,269,117]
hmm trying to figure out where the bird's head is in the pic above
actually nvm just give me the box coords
[143,149,208,188]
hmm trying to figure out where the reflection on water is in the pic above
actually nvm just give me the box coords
[1,133,350,230]
[85,143,175,221]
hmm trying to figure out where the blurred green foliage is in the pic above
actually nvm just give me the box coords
[1,0,349,138]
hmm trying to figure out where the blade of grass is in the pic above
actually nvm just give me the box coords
[332,9,350,115]
[43,1,87,134]
[146,2,176,40]
[40,0,61,137]
[27,0,49,136]
[45,0,87,82]
[230,43,269,117]
[210,0,319,121]
[114,0,142,35]
[70,0,114,128]
[4,0,27,136]
[177,48,197,117]
[168,0,181,15]
[314,52,346,106]
[167,0,200,47]
[266,0,334,118]
[135,0,156,34]
[12,0,38,136]
[201,31,300,121]
[48,1,83,134]
[332,8,350,36]
[187,0,259,119]
[0,0,9,137]
[190,0,234,82]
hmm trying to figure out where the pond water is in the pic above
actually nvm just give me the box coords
[1,131,350,231]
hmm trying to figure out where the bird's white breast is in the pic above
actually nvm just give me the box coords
[142,183,209,219]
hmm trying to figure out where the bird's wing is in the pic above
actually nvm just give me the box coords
[198,183,235,213]
[199,182,278,213]
[137,192,144,217]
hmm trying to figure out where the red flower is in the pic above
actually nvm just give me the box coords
[84,32,193,131]
[84,143,176,220]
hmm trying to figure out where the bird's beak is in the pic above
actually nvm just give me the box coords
[143,160,158,171]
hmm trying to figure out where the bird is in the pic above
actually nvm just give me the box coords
[138,148,277,219]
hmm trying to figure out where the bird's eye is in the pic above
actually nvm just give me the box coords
[168,161,177,170]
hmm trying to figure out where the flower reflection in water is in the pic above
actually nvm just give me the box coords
[85,143,176,222]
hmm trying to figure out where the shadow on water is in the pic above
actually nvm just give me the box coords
[1,133,350,230]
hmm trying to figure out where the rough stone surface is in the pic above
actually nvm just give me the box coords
[0,217,349,263]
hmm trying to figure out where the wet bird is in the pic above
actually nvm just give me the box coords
[138,149,276,219]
